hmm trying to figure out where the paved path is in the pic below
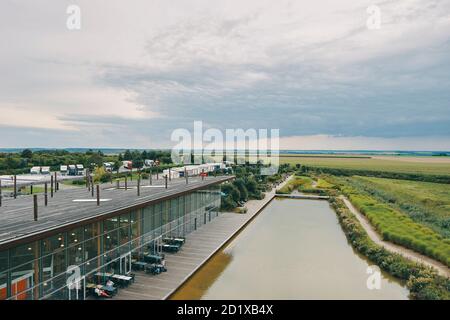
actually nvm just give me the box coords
[117,175,293,300]
[340,196,450,278]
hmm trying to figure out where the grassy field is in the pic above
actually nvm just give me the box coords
[334,180,450,267]
[276,175,314,194]
[280,155,450,176]
[345,176,450,238]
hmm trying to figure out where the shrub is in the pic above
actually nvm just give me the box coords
[331,197,450,300]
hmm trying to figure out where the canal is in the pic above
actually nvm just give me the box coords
[171,198,409,300]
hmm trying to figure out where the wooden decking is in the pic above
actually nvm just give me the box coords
[0,175,232,247]
[116,175,293,300]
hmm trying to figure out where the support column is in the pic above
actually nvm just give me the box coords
[44,183,48,206]
[96,185,100,206]
[13,175,17,199]
[137,178,141,196]
[33,195,38,221]
[50,176,54,198]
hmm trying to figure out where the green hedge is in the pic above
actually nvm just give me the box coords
[302,166,450,184]
[330,197,450,300]
[339,186,450,268]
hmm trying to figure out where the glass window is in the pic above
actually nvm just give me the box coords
[119,213,131,255]
[0,250,8,300]
[41,233,67,298]
[84,222,100,274]
[67,227,84,267]
[10,242,39,300]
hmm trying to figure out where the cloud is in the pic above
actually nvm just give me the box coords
[0,0,449,149]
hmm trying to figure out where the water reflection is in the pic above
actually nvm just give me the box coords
[171,198,409,300]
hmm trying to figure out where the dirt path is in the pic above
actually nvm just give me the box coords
[340,196,450,278]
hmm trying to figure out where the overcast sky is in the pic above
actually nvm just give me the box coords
[0,0,449,150]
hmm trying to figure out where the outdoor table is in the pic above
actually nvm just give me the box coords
[163,237,185,246]
[111,274,133,287]
[145,263,167,275]
[131,261,148,271]
[162,244,180,253]
[144,254,164,264]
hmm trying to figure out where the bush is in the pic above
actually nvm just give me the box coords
[331,197,450,300]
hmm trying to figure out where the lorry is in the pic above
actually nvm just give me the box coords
[68,165,77,176]
[41,167,50,175]
[76,164,84,176]
[30,166,41,174]
[103,162,113,172]
[144,159,155,167]
[60,165,68,176]
[123,161,133,170]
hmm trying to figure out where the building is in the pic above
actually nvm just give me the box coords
[0,175,232,300]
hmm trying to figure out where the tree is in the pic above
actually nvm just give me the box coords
[124,150,132,161]
[221,183,240,204]
[134,159,144,169]
[233,178,248,201]
[21,149,33,159]
[118,153,123,161]
[88,152,103,168]
[113,161,121,173]
[245,177,258,195]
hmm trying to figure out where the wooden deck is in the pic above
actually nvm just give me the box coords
[0,175,232,248]
[116,175,293,300]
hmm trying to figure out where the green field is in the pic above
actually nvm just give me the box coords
[280,155,450,176]
[333,179,450,267]
[345,176,450,238]
[276,176,313,194]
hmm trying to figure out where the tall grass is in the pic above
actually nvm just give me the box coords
[276,176,313,194]
[340,185,450,267]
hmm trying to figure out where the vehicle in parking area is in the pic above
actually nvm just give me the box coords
[123,161,133,170]
[30,166,41,174]
[144,159,154,167]
[41,167,50,175]
[76,164,84,175]
[60,165,68,175]
[68,165,77,176]
[103,162,113,172]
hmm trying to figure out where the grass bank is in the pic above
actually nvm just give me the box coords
[331,197,450,300]
[344,176,450,238]
[332,181,450,268]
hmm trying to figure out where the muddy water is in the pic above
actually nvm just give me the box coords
[171,198,409,300]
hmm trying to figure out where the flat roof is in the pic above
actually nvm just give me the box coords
[0,175,233,249]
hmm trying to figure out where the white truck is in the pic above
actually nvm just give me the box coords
[76,164,84,176]
[41,167,50,175]
[60,165,68,176]
[30,166,41,174]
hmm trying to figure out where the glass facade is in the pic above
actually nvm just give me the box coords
[0,185,221,300]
